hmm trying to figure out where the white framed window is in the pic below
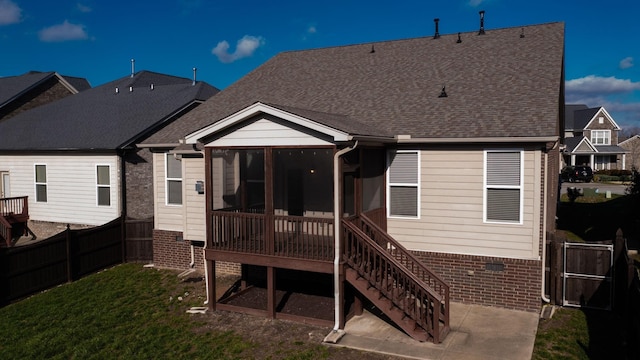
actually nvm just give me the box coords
[34,164,47,202]
[166,154,182,205]
[387,150,420,218]
[484,150,523,224]
[96,165,111,206]
[591,130,610,145]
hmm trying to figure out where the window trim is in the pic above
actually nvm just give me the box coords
[386,150,420,219]
[165,153,183,206]
[96,164,111,207]
[34,164,47,203]
[483,149,523,224]
[590,130,611,145]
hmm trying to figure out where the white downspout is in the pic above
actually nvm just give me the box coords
[190,244,195,268]
[203,243,210,305]
[541,150,551,303]
[332,141,358,331]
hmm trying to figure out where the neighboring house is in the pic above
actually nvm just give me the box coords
[620,134,640,170]
[563,104,627,170]
[0,71,90,122]
[143,22,564,342]
[0,71,217,236]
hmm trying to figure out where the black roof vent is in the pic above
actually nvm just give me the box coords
[433,18,440,39]
[439,85,448,98]
[520,28,525,38]
[478,10,486,35]
[456,32,462,43]
[370,44,375,53]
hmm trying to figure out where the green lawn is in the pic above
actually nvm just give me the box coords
[0,264,341,360]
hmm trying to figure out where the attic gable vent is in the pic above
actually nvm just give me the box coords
[478,10,486,35]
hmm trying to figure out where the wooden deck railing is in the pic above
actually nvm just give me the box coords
[342,219,445,343]
[1,196,28,217]
[1,196,29,247]
[210,210,334,261]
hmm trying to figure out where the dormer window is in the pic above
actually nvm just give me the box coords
[591,130,610,145]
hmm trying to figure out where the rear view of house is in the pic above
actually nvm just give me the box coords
[146,21,565,342]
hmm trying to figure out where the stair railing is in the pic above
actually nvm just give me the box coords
[351,214,450,327]
[342,219,444,342]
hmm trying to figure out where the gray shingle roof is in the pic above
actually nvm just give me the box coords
[564,104,588,130]
[571,107,600,130]
[145,22,564,145]
[0,71,218,151]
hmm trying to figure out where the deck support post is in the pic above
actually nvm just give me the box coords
[207,259,216,311]
[267,266,276,318]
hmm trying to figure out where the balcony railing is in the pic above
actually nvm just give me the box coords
[210,210,334,262]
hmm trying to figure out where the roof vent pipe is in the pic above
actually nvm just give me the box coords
[433,18,440,39]
[370,44,375,53]
[520,28,525,38]
[150,83,154,91]
[456,32,462,43]
[439,85,448,98]
[478,10,486,35]
[129,86,133,92]
[130,58,135,78]
[192,67,197,86]
[115,87,119,94]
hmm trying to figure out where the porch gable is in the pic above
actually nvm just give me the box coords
[185,102,351,146]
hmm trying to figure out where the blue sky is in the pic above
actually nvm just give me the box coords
[1,0,639,129]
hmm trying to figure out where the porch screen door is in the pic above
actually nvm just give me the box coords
[0,172,9,198]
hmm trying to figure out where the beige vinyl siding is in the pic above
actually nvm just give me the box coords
[183,157,206,241]
[154,152,183,232]
[0,154,120,225]
[387,149,541,260]
[205,118,333,147]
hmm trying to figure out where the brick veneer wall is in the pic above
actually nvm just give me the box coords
[124,148,154,219]
[412,251,542,312]
[153,229,240,274]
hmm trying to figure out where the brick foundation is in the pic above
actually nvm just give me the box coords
[153,229,240,275]
[412,251,542,312]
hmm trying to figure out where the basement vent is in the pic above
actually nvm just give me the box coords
[485,262,505,272]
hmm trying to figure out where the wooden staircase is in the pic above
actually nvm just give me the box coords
[342,215,450,343]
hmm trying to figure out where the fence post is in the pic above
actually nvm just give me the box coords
[65,224,72,283]
[120,215,126,264]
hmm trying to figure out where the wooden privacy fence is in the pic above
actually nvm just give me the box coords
[124,217,153,262]
[0,217,123,305]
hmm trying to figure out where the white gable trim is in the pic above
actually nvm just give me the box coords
[185,102,351,144]
[568,137,598,153]
[584,107,621,130]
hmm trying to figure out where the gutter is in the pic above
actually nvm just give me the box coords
[332,141,358,331]
[396,136,559,144]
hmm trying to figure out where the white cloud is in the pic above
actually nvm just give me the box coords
[77,3,92,13]
[38,20,89,42]
[212,35,264,63]
[566,75,640,95]
[0,0,22,25]
[469,0,485,7]
[307,25,317,34]
[620,57,634,69]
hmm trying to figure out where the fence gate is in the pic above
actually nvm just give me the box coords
[563,242,614,309]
